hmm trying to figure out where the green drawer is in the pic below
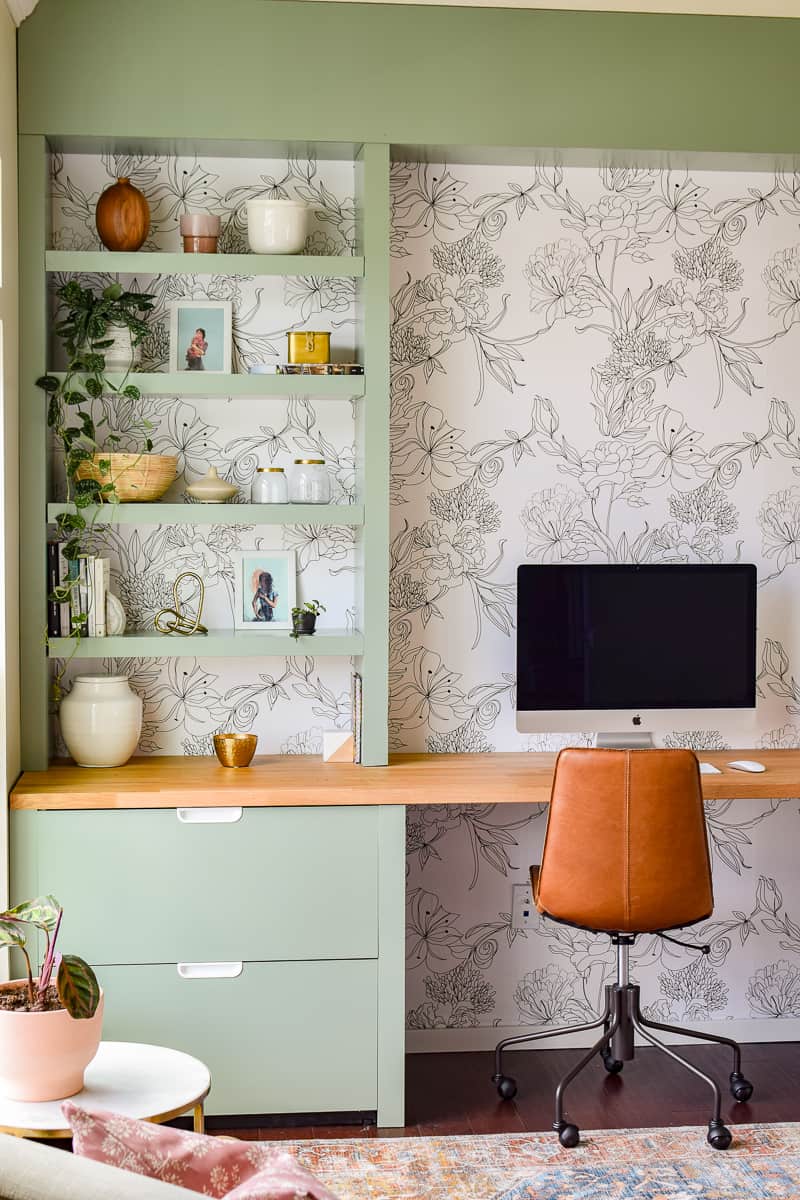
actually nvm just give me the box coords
[27,807,378,964]
[96,960,378,1116]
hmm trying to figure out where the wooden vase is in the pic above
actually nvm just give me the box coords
[95,177,150,251]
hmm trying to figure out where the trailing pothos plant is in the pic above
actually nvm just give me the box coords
[36,281,156,685]
[0,895,100,1018]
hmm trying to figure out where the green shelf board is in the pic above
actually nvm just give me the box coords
[48,371,365,399]
[45,251,365,278]
[47,502,364,526]
[47,629,364,659]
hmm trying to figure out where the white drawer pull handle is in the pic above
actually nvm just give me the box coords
[177,962,243,980]
[177,807,243,824]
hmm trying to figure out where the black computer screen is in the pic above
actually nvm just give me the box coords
[516,564,757,711]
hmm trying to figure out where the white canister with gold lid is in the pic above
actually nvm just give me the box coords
[251,467,288,504]
[289,460,332,504]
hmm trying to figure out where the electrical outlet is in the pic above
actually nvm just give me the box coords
[511,882,537,930]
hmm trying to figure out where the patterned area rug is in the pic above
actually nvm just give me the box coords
[284,1123,800,1200]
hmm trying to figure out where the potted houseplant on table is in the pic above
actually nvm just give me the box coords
[0,896,102,1102]
[36,280,177,674]
[291,599,326,639]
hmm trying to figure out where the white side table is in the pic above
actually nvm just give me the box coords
[0,1041,211,1139]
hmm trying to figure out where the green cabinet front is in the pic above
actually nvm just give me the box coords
[15,806,378,964]
[96,960,378,1116]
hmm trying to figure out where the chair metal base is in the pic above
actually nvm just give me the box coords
[492,940,753,1150]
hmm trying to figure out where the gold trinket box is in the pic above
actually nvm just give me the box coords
[276,362,363,375]
[287,331,331,364]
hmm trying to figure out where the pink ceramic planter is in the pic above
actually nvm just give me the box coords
[0,984,104,1101]
[180,212,220,253]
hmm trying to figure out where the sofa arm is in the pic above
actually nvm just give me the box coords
[0,1134,199,1200]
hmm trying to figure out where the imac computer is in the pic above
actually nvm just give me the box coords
[516,563,757,746]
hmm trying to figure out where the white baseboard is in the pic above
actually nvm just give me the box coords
[407,1017,800,1053]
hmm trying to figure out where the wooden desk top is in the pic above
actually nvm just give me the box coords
[10,751,800,811]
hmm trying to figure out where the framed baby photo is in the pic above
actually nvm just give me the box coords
[168,300,232,374]
[233,550,297,631]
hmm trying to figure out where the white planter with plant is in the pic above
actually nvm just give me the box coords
[102,323,142,371]
[0,896,102,1102]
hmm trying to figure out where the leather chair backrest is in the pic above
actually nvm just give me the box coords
[535,748,713,934]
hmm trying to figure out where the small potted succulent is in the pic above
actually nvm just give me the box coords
[291,599,326,639]
[0,896,102,1101]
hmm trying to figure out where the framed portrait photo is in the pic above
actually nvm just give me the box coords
[233,550,297,631]
[169,300,232,374]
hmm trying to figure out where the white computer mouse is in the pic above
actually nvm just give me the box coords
[727,760,766,773]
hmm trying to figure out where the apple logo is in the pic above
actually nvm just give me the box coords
[632,714,642,726]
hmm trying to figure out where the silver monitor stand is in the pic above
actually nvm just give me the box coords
[595,732,655,749]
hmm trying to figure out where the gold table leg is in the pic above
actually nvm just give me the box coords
[193,1102,205,1134]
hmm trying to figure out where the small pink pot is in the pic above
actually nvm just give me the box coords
[180,212,220,254]
[0,983,104,1101]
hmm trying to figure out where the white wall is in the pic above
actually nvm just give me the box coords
[0,3,20,941]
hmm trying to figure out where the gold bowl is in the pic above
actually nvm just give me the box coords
[213,733,258,768]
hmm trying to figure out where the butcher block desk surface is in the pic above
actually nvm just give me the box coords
[10,751,798,810]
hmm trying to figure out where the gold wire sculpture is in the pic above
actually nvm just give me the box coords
[154,571,209,636]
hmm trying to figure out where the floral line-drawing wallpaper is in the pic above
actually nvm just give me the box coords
[49,152,361,761]
[50,153,800,1035]
[390,161,800,1034]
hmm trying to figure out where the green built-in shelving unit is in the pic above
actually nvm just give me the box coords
[20,136,390,771]
[47,503,365,527]
[48,372,366,399]
[47,629,365,659]
[45,251,365,277]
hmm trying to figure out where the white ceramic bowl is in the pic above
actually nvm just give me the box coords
[245,198,309,255]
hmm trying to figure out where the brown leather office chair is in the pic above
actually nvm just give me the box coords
[492,748,753,1151]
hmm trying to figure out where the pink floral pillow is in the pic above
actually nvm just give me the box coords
[62,1102,341,1200]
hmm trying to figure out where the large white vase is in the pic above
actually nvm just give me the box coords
[60,675,142,767]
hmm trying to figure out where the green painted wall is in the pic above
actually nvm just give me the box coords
[18,0,800,154]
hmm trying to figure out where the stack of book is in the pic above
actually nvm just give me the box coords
[47,543,110,638]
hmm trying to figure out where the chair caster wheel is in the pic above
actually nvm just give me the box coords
[601,1049,623,1074]
[493,1075,517,1101]
[707,1120,732,1151]
[730,1072,753,1103]
[555,1122,580,1148]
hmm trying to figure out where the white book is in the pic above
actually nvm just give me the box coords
[93,557,110,638]
[79,555,96,637]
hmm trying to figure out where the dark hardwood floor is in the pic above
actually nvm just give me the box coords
[216,1042,800,1141]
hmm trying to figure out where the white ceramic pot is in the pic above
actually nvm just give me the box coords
[103,324,141,372]
[245,198,309,254]
[0,984,104,1102]
[60,675,142,767]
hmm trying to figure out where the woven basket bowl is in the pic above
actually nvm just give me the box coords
[75,453,178,502]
